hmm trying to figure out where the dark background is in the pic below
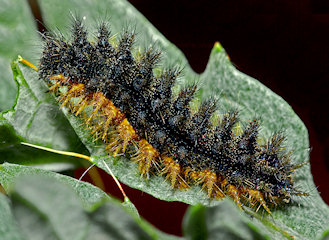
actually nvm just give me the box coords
[30,0,329,236]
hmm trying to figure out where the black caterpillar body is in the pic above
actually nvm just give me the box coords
[38,18,305,213]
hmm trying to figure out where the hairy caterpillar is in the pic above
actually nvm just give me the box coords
[34,17,307,214]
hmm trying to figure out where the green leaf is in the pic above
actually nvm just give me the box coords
[0,0,40,111]
[0,118,78,171]
[11,176,89,240]
[0,163,181,240]
[2,59,86,152]
[183,204,208,240]
[1,0,329,239]
[0,163,110,208]
[0,193,24,240]
[86,199,179,240]
[0,58,88,170]
[183,200,304,240]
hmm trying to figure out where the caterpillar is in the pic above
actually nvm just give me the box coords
[35,17,306,214]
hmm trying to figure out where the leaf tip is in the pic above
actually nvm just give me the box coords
[213,41,223,52]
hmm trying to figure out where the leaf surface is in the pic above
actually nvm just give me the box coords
[0,163,180,240]
[0,0,39,111]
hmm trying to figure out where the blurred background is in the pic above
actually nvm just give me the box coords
[28,0,329,236]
